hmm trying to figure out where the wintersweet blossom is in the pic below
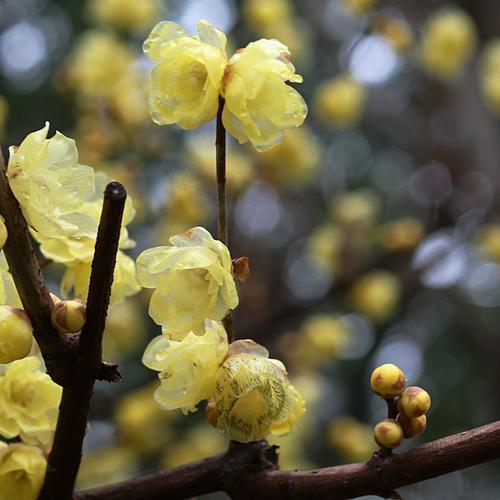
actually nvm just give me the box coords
[0,442,46,500]
[0,253,21,308]
[7,123,96,238]
[137,226,238,338]
[143,20,228,129]
[221,38,307,150]
[210,342,305,442]
[0,217,6,249]
[0,357,62,446]
[142,321,228,414]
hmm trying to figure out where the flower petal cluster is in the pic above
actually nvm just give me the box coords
[0,357,62,446]
[143,20,307,150]
[137,226,238,338]
[7,122,96,238]
[0,442,46,500]
[222,38,307,150]
[144,20,228,129]
[211,343,305,442]
[142,321,228,414]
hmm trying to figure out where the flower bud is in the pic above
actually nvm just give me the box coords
[51,299,86,333]
[373,419,404,449]
[397,386,431,418]
[0,216,7,249]
[398,414,427,439]
[205,399,219,428]
[370,363,406,398]
[0,306,33,363]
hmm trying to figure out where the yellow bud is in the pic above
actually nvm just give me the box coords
[51,299,86,333]
[374,419,404,448]
[370,363,406,398]
[0,306,33,363]
[0,216,7,249]
[397,386,431,418]
[398,414,427,439]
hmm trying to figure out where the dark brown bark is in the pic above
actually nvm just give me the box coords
[39,182,126,500]
[75,419,500,500]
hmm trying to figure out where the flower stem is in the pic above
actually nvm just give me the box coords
[216,96,228,246]
[216,97,234,343]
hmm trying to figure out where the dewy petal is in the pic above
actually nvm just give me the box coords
[196,20,227,51]
[142,335,173,371]
[143,21,188,63]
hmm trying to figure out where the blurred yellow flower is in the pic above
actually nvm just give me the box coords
[212,346,305,442]
[373,14,414,54]
[0,357,61,446]
[142,320,228,414]
[349,270,401,324]
[0,217,6,250]
[376,218,424,253]
[327,416,376,462]
[342,0,376,16]
[308,223,342,276]
[331,190,380,227]
[255,126,320,186]
[420,8,476,81]
[88,0,160,32]
[243,0,292,32]
[0,442,46,500]
[7,123,96,238]
[61,250,139,306]
[66,30,134,97]
[144,20,228,129]
[480,41,500,114]
[476,224,500,262]
[222,38,307,151]
[314,76,366,127]
[137,226,238,337]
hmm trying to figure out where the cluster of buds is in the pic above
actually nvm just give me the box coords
[370,363,431,450]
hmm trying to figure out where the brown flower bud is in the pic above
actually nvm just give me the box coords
[370,363,406,398]
[373,418,404,449]
[398,414,427,439]
[397,386,431,418]
[205,399,219,428]
[232,257,250,283]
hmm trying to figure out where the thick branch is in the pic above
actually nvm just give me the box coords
[39,182,126,500]
[0,150,69,384]
[75,420,500,500]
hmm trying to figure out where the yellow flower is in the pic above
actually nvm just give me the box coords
[376,218,424,253]
[61,250,140,306]
[313,76,366,127]
[0,357,62,446]
[480,41,500,114]
[255,126,320,186]
[331,190,380,227]
[420,8,476,81]
[88,0,160,32]
[327,416,376,462]
[137,227,238,337]
[211,345,305,442]
[222,39,307,151]
[0,307,33,364]
[0,217,7,249]
[144,20,228,129]
[0,253,21,308]
[308,223,342,277]
[0,442,46,500]
[66,30,134,97]
[350,271,401,324]
[243,0,292,32]
[7,123,96,238]
[142,321,228,414]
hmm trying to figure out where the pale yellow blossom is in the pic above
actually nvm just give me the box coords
[480,41,500,114]
[222,38,307,150]
[0,442,46,500]
[0,357,61,446]
[142,321,228,414]
[137,226,238,337]
[0,217,6,249]
[243,0,292,32]
[0,253,21,308]
[7,123,96,238]
[144,20,228,129]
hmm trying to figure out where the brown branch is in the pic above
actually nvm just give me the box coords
[216,96,228,247]
[39,182,126,500]
[75,420,500,500]
[0,150,69,384]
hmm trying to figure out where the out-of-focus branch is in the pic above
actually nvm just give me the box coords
[39,182,126,500]
[76,420,500,500]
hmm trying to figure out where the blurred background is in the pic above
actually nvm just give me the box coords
[2,0,500,498]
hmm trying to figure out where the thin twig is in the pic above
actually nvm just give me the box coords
[39,182,126,500]
[75,419,500,499]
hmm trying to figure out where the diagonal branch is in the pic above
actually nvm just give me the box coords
[0,150,69,384]
[39,182,126,500]
[75,420,500,500]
